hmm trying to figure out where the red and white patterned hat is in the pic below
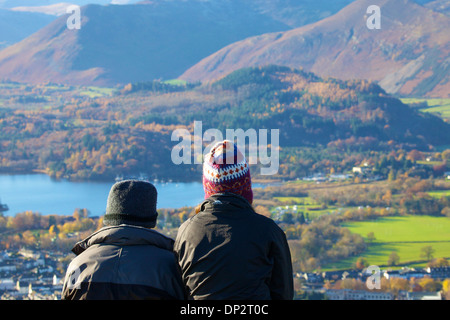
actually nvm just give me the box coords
[203,140,253,204]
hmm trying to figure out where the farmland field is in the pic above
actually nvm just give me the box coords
[427,190,450,199]
[401,98,450,121]
[273,196,340,220]
[326,215,450,270]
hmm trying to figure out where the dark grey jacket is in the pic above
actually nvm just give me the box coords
[174,193,293,300]
[61,225,185,300]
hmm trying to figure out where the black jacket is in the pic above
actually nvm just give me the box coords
[174,193,294,300]
[61,225,186,300]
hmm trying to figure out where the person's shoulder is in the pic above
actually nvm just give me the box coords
[175,214,197,241]
[250,209,286,235]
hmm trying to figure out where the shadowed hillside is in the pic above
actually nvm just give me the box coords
[0,65,448,181]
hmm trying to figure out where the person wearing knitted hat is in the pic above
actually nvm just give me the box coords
[202,140,253,204]
[62,180,185,300]
[175,140,293,300]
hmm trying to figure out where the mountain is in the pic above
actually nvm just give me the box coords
[180,0,450,98]
[0,0,370,86]
[0,0,115,8]
[425,0,450,16]
[0,9,55,49]
[7,1,145,16]
[10,3,83,16]
[0,1,293,86]
[230,0,354,28]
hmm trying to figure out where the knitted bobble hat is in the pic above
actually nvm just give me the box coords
[203,140,253,204]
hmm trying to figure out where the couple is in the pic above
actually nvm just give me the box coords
[61,140,293,300]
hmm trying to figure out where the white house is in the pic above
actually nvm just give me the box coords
[445,171,450,180]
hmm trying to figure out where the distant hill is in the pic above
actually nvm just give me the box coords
[0,0,115,8]
[0,9,55,49]
[191,66,450,148]
[0,0,370,86]
[1,65,449,180]
[231,0,355,28]
[10,3,81,16]
[0,1,292,86]
[180,0,450,98]
[425,0,450,16]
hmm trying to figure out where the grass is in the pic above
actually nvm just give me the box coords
[401,98,450,121]
[78,86,115,98]
[326,215,450,270]
[163,79,189,86]
[427,190,450,199]
[274,196,313,204]
[273,196,342,220]
[417,160,443,166]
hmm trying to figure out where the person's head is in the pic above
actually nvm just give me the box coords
[103,179,158,228]
[203,140,253,204]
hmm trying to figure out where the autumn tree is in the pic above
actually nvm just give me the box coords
[443,279,450,300]
[418,277,441,292]
[427,257,449,268]
[355,257,369,270]
[388,277,410,294]
[22,230,36,247]
[49,224,59,236]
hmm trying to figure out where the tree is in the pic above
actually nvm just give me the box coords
[406,149,424,162]
[443,279,450,299]
[298,212,306,224]
[49,224,59,236]
[355,257,369,270]
[388,169,396,181]
[442,149,450,161]
[388,252,400,266]
[388,277,410,294]
[367,232,376,244]
[22,230,36,247]
[73,209,81,221]
[441,207,450,218]
[427,257,449,268]
[418,277,440,292]
[420,246,435,261]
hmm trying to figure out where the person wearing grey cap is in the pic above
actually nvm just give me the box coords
[61,180,186,300]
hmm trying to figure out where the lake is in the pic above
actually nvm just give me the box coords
[0,174,205,216]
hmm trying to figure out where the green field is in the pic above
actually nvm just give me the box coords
[273,196,340,220]
[401,98,450,121]
[326,215,450,270]
[427,190,450,199]
[79,86,115,98]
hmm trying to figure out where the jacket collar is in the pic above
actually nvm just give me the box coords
[199,192,255,213]
[72,224,174,256]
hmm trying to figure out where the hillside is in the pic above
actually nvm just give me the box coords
[0,0,387,86]
[0,9,55,49]
[0,65,449,181]
[425,0,450,16]
[0,1,291,86]
[0,0,115,8]
[180,0,450,98]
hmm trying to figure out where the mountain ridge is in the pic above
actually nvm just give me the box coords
[0,1,291,86]
[180,0,450,98]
